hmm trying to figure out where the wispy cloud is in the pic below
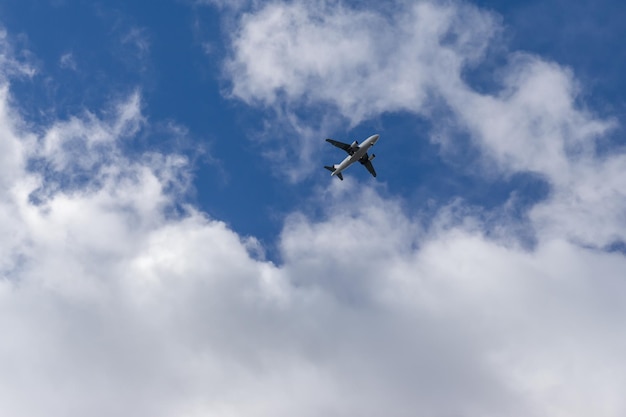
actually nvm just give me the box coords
[221,1,499,173]
[59,52,77,71]
[121,27,151,59]
[223,0,624,248]
[0,28,36,79]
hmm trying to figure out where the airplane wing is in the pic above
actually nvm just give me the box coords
[360,156,377,177]
[326,139,356,155]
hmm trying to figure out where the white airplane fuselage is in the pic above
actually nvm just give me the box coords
[331,134,379,177]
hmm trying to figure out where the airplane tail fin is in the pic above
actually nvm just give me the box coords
[324,165,344,181]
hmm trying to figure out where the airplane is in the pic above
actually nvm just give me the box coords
[324,134,379,180]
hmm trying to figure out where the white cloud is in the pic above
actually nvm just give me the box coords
[121,27,151,58]
[225,1,496,120]
[4,101,625,415]
[195,0,255,11]
[0,28,36,79]
[1,4,626,417]
[220,0,499,176]
[59,52,77,71]
[4,123,626,416]
[224,0,625,246]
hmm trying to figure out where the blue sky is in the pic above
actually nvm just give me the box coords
[1,1,626,416]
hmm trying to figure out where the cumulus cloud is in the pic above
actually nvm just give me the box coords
[224,0,625,245]
[2,3,626,417]
[219,0,498,175]
[225,1,497,122]
[222,0,489,177]
[5,134,626,417]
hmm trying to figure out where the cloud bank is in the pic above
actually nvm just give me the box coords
[2,2,626,417]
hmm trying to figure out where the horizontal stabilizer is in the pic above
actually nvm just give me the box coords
[324,165,344,180]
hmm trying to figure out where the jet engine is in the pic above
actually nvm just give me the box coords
[350,140,359,148]
[369,153,376,161]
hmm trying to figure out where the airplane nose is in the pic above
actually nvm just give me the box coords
[372,134,380,142]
